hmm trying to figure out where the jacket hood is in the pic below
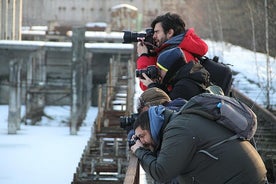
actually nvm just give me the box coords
[155,33,185,53]
[148,105,166,144]
[164,33,185,45]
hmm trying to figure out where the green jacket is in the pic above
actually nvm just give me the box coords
[134,109,267,184]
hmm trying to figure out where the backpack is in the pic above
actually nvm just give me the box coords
[177,93,257,142]
[195,56,233,96]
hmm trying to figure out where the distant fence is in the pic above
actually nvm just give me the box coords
[6,28,92,134]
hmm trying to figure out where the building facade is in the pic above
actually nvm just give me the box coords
[0,0,22,40]
[21,0,183,32]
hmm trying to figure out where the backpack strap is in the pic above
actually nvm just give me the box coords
[206,134,239,150]
[181,108,243,160]
[198,134,239,160]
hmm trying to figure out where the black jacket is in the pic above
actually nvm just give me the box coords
[149,61,210,100]
[135,109,267,184]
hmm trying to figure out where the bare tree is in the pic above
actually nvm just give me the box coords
[247,0,261,85]
[264,0,272,109]
[214,0,224,58]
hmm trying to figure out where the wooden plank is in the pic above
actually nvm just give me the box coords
[123,154,139,184]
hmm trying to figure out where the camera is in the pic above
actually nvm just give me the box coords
[122,28,154,50]
[128,136,140,148]
[120,113,138,130]
[135,65,159,79]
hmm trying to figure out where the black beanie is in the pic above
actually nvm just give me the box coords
[157,47,186,72]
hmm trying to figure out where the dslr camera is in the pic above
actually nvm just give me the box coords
[136,65,159,79]
[122,28,154,50]
[120,113,138,130]
[128,136,140,148]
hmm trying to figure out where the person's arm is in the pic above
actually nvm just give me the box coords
[134,119,198,182]
[136,43,157,91]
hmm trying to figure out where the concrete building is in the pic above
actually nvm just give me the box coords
[1,0,186,39]
[0,0,22,40]
[21,0,183,31]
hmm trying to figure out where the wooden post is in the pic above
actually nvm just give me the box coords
[70,27,86,135]
[96,85,103,132]
[8,59,21,134]
[106,57,115,110]
[127,59,135,114]
[25,54,33,124]
[15,59,22,130]
[25,49,46,125]
[86,53,93,108]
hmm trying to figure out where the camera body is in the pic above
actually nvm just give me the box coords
[120,113,138,130]
[128,136,140,147]
[123,28,154,50]
[136,65,159,79]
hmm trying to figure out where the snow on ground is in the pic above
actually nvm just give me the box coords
[206,40,276,108]
[0,106,98,184]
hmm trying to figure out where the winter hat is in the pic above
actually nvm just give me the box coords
[138,87,170,111]
[157,47,186,72]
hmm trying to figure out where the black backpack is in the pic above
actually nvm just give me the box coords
[165,93,257,159]
[195,55,233,96]
[176,93,257,152]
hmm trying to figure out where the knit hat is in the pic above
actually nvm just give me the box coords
[157,47,186,72]
[137,87,170,111]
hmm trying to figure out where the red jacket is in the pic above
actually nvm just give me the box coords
[137,28,208,91]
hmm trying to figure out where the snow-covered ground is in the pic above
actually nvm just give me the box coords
[0,106,98,184]
[206,40,276,108]
[0,40,275,184]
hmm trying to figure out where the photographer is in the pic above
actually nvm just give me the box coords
[136,12,208,91]
[130,106,267,183]
[139,47,210,100]
[126,87,186,184]
[124,87,187,143]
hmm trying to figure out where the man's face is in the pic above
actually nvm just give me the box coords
[153,22,173,47]
[153,22,167,47]
[135,126,155,151]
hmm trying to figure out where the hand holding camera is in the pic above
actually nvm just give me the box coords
[135,65,161,87]
[128,135,139,147]
[135,65,160,79]
[139,73,155,87]
[137,42,148,57]
[130,136,143,153]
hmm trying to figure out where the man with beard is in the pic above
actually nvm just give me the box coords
[130,105,268,184]
[137,12,208,91]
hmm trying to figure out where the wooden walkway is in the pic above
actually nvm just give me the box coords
[71,59,139,183]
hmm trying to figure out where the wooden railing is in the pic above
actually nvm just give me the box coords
[72,58,139,183]
[123,154,140,184]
